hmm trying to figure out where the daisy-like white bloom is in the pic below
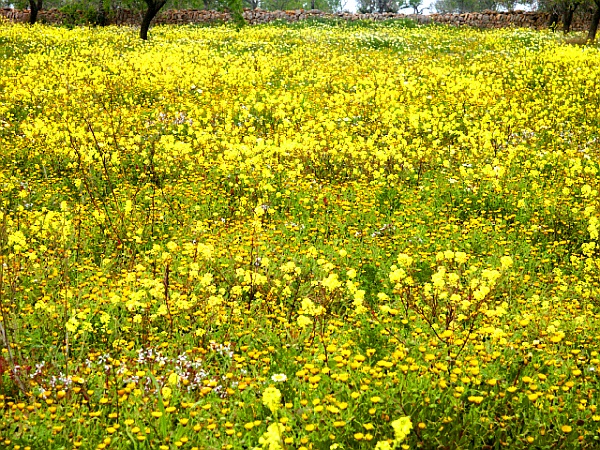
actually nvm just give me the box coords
[271,373,287,382]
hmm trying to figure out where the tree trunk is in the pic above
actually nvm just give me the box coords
[562,6,576,34]
[588,4,600,42]
[97,0,108,26]
[548,11,559,30]
[28,0,42,24]
[140,0,166,40]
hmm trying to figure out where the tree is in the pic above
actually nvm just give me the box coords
[561,0,580,33]
[547,5,560,29]
[588,0,600,40]
[96,0,109,25]
[498,0,518,9]
[406,0,423,13]
[28,0,43,24]
[260,0,342,11]
[434,0,499,13]
[530,0,596,33]
[260,0,297,10]
[1,0,47,24]
[244,0,260,9]
[358,0,400,13]
[140,0,167,39]
[139,0,243,39]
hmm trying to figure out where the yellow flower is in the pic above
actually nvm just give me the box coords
[454,252,468,264]
[500,255,513,269]
[258,423,285,450]
[161,386,172,399]
[65,317,79,333]
[468,396,484,404]
[391,416,412,443]
[301,298,324,316]
[297,315,312,328]
[390,267,407,283]
[7,230,27,252]
[168,373,179,386]
[375,441,392,450]
[321,273,341,291]
[262,386,282,413]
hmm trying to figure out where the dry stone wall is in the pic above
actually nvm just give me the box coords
[0,7,593,31]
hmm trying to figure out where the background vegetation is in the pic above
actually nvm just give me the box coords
[3,0,600,42]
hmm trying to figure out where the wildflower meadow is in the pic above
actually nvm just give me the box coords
[0,19,600,450]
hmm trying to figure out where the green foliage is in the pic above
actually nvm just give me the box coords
[434,0,500,13]
[358,0,402,13]
[228,0,245,27]
[59,1,102,26]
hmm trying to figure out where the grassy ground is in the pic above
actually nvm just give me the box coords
[0,20,600,450]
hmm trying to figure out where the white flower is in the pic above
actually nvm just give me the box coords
[271,373,287,382]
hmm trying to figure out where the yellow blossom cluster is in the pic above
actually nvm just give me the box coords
[0,20,599,450]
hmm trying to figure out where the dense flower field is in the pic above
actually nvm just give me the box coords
[0,20,600,450]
